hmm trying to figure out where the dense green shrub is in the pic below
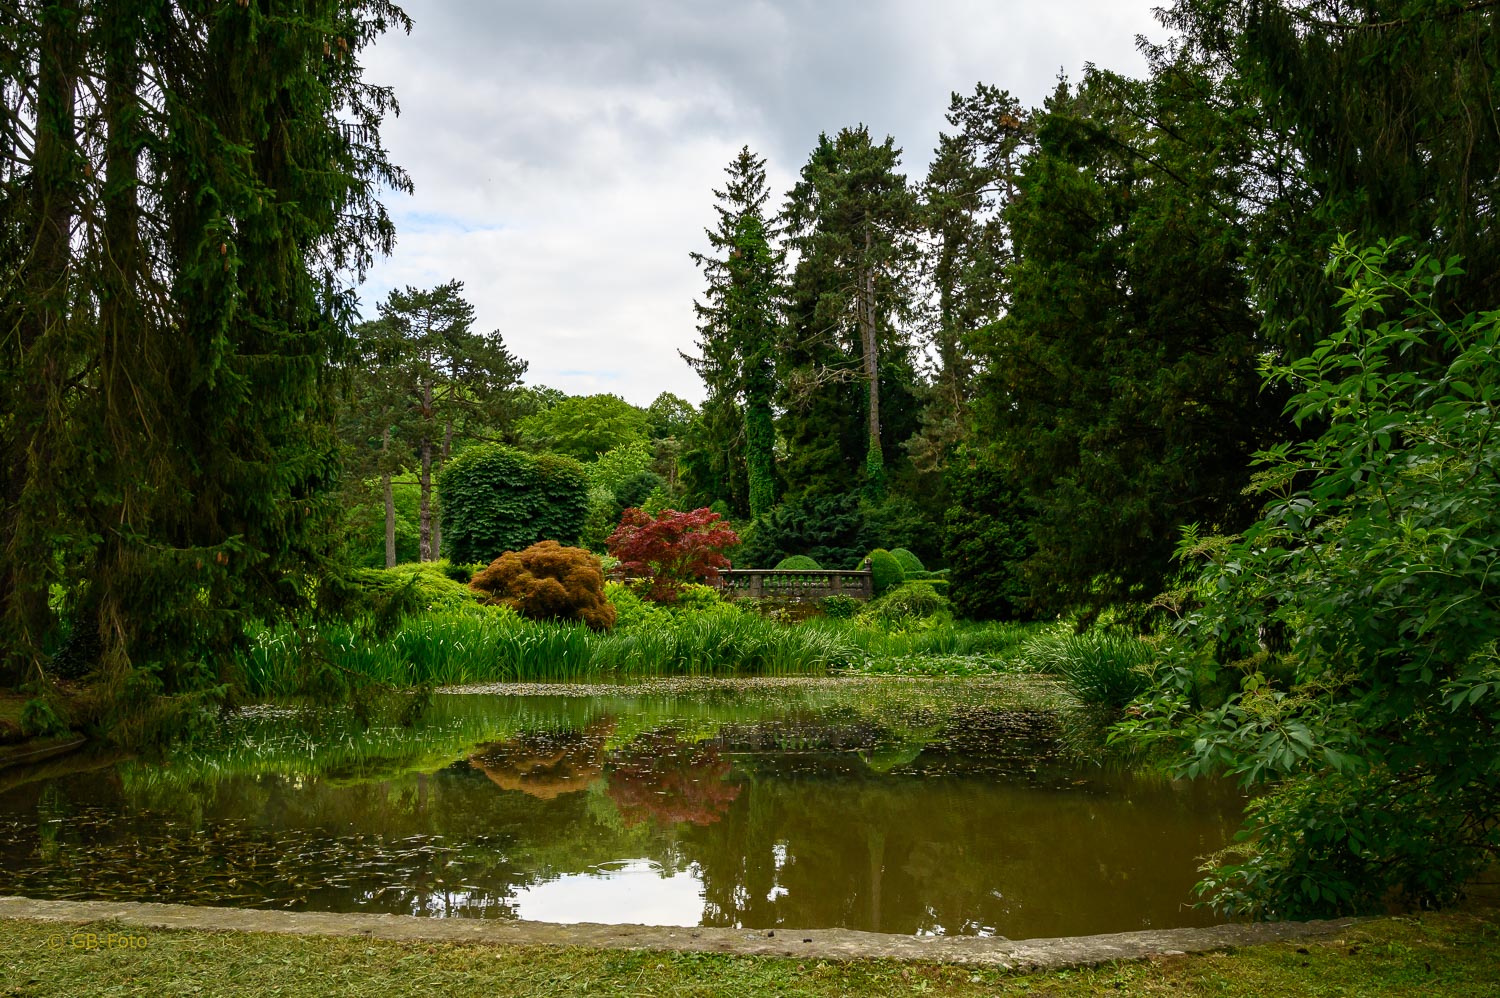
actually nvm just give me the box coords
[438,445,589,564]
[774,554,822,571]
[888,548,924,575]
[615,469,664,513]
[604,581,672,631]
[943,454,1036,621]
[858,580,947,628]
[350,564,483,614]
[1124,244,1500,918]
[737,494,869,569]
[865,549,904,594]
[819,594,861,619]
[470,541,615,630]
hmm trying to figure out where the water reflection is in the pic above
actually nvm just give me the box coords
[0,684,1244,937]
[511,860,705,926]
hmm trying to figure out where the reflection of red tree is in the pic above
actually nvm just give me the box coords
[469,722,614,800]
[606,731,741,828]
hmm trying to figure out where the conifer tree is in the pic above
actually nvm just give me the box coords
[972,66,1280,613]
[1,1,412,690]
[780,126,919,499]
[912,85,1029,472]
[684,147,783,517]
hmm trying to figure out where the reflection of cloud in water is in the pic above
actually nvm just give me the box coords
[510,859,705,926]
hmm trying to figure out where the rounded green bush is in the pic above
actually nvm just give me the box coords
[775,554,822,571]
[859,580,947,626]
[889,547,925,575]
[865,548,905,594]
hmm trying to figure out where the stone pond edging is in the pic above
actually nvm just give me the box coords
[0,896,1364,969]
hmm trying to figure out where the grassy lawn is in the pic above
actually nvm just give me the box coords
[2,911,1497,997]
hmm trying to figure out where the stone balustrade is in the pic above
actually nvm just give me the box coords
[713,568,874,602]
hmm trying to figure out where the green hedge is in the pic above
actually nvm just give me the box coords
[438,445,589,565]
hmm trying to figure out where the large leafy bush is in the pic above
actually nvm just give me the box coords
[438,445,588,564]
[1124,241,1500,918]
[470,541,615,630]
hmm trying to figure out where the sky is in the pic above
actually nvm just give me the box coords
[356,1,1167,407]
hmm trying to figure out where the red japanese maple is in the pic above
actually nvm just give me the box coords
[605,507,739,602]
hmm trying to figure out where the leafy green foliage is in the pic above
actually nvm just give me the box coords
[819,594,861,619]
[518,394,648,461]
[470,541,615,631]
[865,549,904,595]
[1122,242,1500,918]
[438,445,588,565]
[858,581,948,629]
[774,555,823,571]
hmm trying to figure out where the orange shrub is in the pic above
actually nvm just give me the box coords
[469,540,616,630]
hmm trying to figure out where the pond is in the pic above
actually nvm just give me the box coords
[0,677,1244,939]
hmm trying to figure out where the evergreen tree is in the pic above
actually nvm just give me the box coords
[779,126,920,500]
[911,85,1029,472]
[1160,0,1500,352]
[972,66,1281,614]
[684,147,782,517]
[1,0,411,691]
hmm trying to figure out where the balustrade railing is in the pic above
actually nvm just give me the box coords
[713,567,874,602]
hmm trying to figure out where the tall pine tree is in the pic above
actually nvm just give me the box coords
[683,147,782,517]
[780,126,920,500]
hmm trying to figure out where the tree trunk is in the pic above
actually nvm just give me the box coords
[1,0,80,682]
[418,437,433,562]
[433,419,452,561]
[95,0,145,683]
[860,223,882,492]
[382,427,396,568]
[418,377,434,561]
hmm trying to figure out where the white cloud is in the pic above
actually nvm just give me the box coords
[355,1,1165,405]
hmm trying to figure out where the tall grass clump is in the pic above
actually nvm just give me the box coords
[1022,630,1155,709]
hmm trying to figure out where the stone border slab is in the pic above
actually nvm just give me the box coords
[0,896,1363,969]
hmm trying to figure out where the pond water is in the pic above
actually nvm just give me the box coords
[0,678,1244,938]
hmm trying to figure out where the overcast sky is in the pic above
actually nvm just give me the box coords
[357,1,1167,406]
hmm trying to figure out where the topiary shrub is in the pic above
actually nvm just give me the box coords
[774,554,822,571]
[888,547,925,575]
[865,549,905,594]
[439,445,589,564]
[470,541,616,630]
